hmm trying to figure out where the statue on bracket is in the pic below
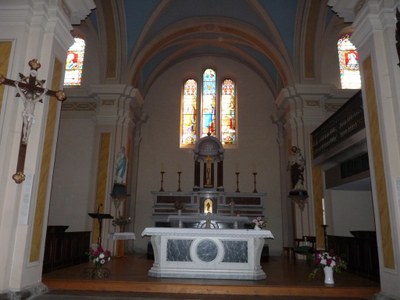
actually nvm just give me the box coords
[288,146,308,198]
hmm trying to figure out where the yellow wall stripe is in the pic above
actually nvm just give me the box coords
[312,165,324,249]
[363,56,394,269]
[0,41,12,112]
[30,59,62,262]
[92,133,111,244]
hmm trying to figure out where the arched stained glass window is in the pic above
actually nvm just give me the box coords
[64,37,85,86]
[337,33,361,89]
[202,69,217,137]
[220,79,236,145]
[180,68,238,148]
[181,79,198,145]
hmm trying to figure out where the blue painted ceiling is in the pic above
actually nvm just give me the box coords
[86,1,335,95]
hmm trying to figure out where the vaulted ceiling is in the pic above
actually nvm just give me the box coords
[86,0,338,97]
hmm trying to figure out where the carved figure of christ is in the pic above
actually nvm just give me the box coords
[0,59,66,183]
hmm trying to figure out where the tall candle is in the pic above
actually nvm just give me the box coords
[322,198,326,225]
[161,163,164,172]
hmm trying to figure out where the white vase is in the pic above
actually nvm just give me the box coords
[254,225,261,230]
[323,266,334,285]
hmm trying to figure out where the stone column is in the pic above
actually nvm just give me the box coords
[0,0,94,296]
[274,84,356,247]
[330,1,400,298]
[89,85,144,253]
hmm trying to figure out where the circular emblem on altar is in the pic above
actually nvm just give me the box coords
[190,238,224,264]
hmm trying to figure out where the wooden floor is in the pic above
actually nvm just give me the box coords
[41,254,380,299]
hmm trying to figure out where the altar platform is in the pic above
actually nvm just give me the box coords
[41,254,379,299]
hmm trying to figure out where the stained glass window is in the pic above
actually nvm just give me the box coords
[221,79,236,145]
[202,69,217,137]
[337,33,361,89]
[180,68,238,147]
[64,37,85,86]
[181,79,198,145]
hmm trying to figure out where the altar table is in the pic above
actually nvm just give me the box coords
[141,227,274,280]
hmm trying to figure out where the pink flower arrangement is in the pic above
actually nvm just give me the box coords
[309,250,347,278]
[88,246,111,267]
[252,216,267,228]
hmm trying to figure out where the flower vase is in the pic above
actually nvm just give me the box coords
[254,225,261,230]
[91,266,110,279]
[323,266,334,285]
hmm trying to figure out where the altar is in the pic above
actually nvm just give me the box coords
[141,227,274,280]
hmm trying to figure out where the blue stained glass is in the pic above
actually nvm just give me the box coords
[202,69,217,137]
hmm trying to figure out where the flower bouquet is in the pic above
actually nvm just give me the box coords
[252,216,267,229]
[87,245,111,279]
[309,250,347,279]
[88,245,111,268]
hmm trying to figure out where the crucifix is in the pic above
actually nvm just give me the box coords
[0,59,66,184]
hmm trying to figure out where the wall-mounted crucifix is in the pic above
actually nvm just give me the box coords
[0,59,66,184]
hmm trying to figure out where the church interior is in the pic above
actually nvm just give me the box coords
[0,0,400,299]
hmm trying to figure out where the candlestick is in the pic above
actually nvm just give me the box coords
[252,172,258,193]
[322,198,326,225]
[235,172,240,193]
[322,224,329,251]
[159,171,165,192]
[177,171,182,192]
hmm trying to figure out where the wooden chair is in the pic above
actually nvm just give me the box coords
[294,236,316,261]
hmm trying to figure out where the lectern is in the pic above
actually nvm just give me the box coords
[88,212,113,246]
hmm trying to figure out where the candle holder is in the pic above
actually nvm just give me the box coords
[252,172,258,193]
[159,171,165,192]
[235,172,240,193]
[322,224,328,251]
[177,171,182,192]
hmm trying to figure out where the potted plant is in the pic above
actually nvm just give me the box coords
[309,250,347,285]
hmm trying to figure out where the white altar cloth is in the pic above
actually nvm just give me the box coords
[141,227,274,280]
[108,232,136,240]
[167,215,250,229]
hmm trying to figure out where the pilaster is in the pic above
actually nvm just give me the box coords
[88,84,144,251]
[0,0,94,296]
[274,84,356,247]
[330,1,400,298]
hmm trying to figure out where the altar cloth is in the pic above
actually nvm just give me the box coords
[109,232,136,240]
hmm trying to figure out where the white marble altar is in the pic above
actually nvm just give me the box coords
[141,227,274,280]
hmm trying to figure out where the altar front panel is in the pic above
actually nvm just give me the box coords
[142,228,274,280]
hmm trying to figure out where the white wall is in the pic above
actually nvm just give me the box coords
[49,114,96,232]
[327,189,375,236]
[134,56,283,255]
